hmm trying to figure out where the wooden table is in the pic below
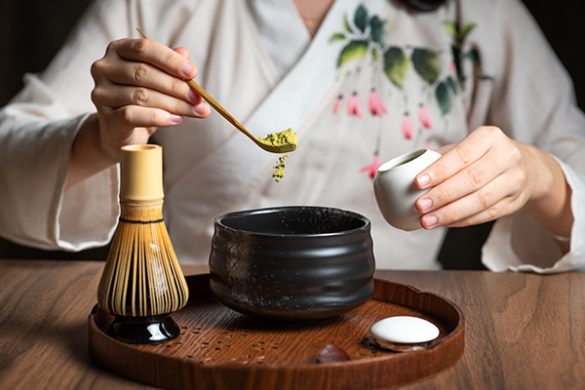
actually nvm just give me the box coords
[0,260,584,389]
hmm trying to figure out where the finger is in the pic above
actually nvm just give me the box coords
[415,147,509,214]
[173,47,190,59]
[101,61,201,105]
[415,127,503,189]
[437,144,454,154]
[90,59,107,84]
[173,47,203,105]
[110,105,184,128]
[445,195,522,227]
[114,38,197,80]
[92,84,208,117]
[419,173,519,229]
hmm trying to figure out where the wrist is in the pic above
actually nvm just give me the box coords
[525,145,556,201]
[66,113,119,188]
[524,145,573,238]
[95,115,123,164]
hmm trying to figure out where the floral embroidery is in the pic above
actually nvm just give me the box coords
[332,94,343,114]
[443,21,493,89]
[346,91,364,117]
[329,3,490,179]
[401,113,413,140]
[360,154,382,179]
[418,104,432,129]
[368,88,387,116]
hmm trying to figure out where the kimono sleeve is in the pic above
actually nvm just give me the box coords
[480,0,585,273]
[0,0,133,251]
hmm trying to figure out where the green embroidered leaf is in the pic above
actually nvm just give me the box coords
[336,40,369,68]
[354,4,368,33]
[464,48,493,80]
[343,13,353,33]
[435,81,451,116]
[370,15,385,45]
[329,32,346,44]
[446,75,458,94]
[411,48,441,85]
[443,21,457,38]
[371,47,379,62]
[465,47,480,65]
[460,23,477,41]
[383,47,410,89]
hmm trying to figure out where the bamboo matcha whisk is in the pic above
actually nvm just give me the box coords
[97,144,189,344]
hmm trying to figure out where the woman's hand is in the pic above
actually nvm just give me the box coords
[89,38,209,160]
[67,38,210,187]
[414,126,573,238]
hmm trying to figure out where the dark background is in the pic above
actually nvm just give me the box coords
[1,0,584,267]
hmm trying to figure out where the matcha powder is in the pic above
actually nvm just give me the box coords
[258,128,297,153]
[272,155,288,182]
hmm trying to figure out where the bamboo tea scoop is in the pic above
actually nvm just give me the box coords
[136,28,297,154]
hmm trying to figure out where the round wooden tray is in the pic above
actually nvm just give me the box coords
[89,274,464,389]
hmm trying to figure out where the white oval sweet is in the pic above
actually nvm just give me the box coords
[371,316,440,344]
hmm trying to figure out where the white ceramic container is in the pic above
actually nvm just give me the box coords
[374,149,441,231]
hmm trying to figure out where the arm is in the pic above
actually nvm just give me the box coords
[0,0,208,250]
[412,0,584,272]
[0,0,126,249]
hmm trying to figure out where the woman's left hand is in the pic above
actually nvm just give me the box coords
[414,126,565,230]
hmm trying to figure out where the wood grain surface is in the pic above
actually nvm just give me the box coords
[1,260,584,389]
[89,274,464,389]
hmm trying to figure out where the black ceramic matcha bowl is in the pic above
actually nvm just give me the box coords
[209,206,375,321]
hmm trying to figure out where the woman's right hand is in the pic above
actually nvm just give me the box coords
[89,37,210,161]
[67,38,209,188]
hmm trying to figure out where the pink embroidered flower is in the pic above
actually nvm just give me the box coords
[332,94,343,114]
[418,104,432,129]
[449,62,456,75]
[368,88,387,116]
[360,154,382,180]
[401,112,413,140]
[346,92,363,118]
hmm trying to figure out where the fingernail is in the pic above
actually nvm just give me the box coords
[169,114,183,124]
[417,174,430,188]
[422,215,438,229]
[182,62,194,78]
[188,89,200,103]
[194,102,209,116]
[418,198,433,212]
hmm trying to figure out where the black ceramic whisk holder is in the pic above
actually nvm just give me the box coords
[107,315,181,344]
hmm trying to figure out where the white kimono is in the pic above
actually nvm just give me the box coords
[0,0,584,272]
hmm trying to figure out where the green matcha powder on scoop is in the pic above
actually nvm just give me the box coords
[258,128,297,153]
[257,128,297,183]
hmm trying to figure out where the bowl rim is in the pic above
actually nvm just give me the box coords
[214,206,371,238]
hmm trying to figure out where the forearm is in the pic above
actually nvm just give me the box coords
[66,113,118,188]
